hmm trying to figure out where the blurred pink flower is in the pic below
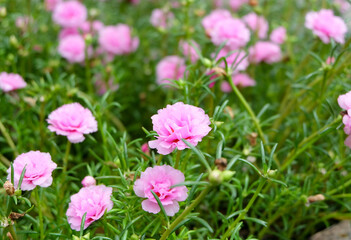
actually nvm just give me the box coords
[150,9,174,29]
[210,18,250,50]
[66,185,113,230]
[0,72,27,92]
[215,49,248,73]
[99,25,139,55]
[270,26,287,44]
[58,35,86,63]
[326,56,335,65]
[141,143,150,154]
[59,28,79,39]
[345,135,351,148]
[7,151,57,191]
[335,0,351,14]
[179,40,200,63]
[202,9,232,34]
[47,103,98,143]
[338,91,351,111]
[249,41,282,64]
[343,114,351,135]
[81,176,96,187]
[15,16,31,30]
[45,0,62,11]
[133,165,188,216]
[156,56,186,85]
[305,9,347,44]
[148,102,211,155]
[229,0,249,11]
[53,1,87,28]
[94,75,119,95]
[80,21,104,35]
[220,73,256,92]
[243,12,269,39]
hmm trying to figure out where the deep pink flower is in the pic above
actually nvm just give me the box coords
[53,1,87,28]
[45,0,62,11]
[229,0,249,11]
[220,73,256,92]
[215,49,248,73]
[249,41,282,64]
[243,13,269,39]
[156,56,186,86]
[210,18,250,50]
[150,9,174,29]
[148,102,211,155]
[98,25,139,55]
[0,72,27,92]
[58,35,85,63]
[338,91,351,111]
[66,185,113,230]
[305,9,347,44]
[270,26,287,44]
[179,40,200,63]
[141,143,150,154]
[7,151,57,191]
[81,176,96,187]
[134,165,188,216]
[202,9,232,34]
[47,103,98,143]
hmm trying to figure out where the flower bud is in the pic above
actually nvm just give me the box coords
[81,176,96,187]
[222,170,235,181]
[0,7,7,17]
[202,58,212,68]
[209,169,223,185]
[14,189,22,196]
[267,169,277,176]
[3,181,14,196]
[89,8,99,18]
[9,35,19,48]
[84,34,93,45]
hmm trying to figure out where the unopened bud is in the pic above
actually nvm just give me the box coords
[4,181,15,196]
[0,7,7,17]
[14,189,22,196]
[9,35,19,48]
[84,34,93,45]
[209,169,223,185]
[202,58,212,68]
[89,8,99,18]
[267,169,277,176]
[222,170,235,181]
[81,176,96,187]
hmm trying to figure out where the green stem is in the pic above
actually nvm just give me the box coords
[227,75,279,167]
[7,224,18,240]
[221,180,266,240]
[35,188,44,240]
[63,141,71,174]
[327,177,351,195]
[160,186,211,240]
[174,151,181,169]
[0,119,18,156]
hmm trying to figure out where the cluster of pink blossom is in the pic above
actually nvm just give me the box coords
[338,91,351,148]
[0,72,27,92]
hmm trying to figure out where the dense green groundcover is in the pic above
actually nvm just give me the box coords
[1,0,351,239]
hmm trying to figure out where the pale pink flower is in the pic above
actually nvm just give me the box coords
[220,73,256,92]
[53,1,87,28]
[202,9,232,34]
[243,13,269,39]
[15,16,31,30]
[210,18,250,50]
[215,49,248,73]
[47,103,98,143]
[179,40,200,63]
[0,72,27,92]
[58,35,85,63]
[305,9,347,44]
[335,0,351,14]
[343,114,351,135]
[94,76,119,95]
[81,176,96,187]
[249,41,282,64]
[59,28,79,40]
[229,0,249,11]
[345,135,351,148]
[45,0,62,11]
[133,165,188,216]
[66,185,113,230]
[270,26,287,44]
[7,151,57,191]
[326,56,335,65]
[98,25,139,55]
[149,102,211,155]
[150,9,174,29]
[338,91,351,111]
[156,56,186,85]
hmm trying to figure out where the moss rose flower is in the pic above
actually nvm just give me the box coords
[148,102,211,155]
[0,72,27,92]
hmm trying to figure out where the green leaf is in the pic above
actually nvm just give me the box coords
[18,164,27,190]
[80,212,87,236]
[170,181,209,188]
[150,190,169,223]
[182,139,211,171]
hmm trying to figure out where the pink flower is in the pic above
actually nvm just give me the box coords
[156,56,186,86]
[210,18,251,50]
[345,135,351,148]
[58,35,85,63]
[338,91,351,111]
[335,0,351,14]
[47,103,98,143]
[202,9,232,34]
[133,165,188,216]
[15,16,31,30]
[81,176,96,187]
[98,25,139,55]
[150,9,174,29]
[0,72,27,92]
[45,0,62,11]
[326,56,335,65]
[80,21,104,36]
[343,114,351,135]
[229,0,249,11]
[249,41,282,64]
[66,185,113,230]
[7,151,57,191]
[220,73,256,92]
[305,9,347,44]
[141,143,150,154]
[215,49,249,73]
[243,13,269,39]
[148,102,211,155]
[270,26,287,44]
[53,1,87,28]
[59,28,79,40]
[94,76,119,95]
[179,40,200,63]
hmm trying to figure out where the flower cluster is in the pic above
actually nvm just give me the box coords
[338,91,351,148]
